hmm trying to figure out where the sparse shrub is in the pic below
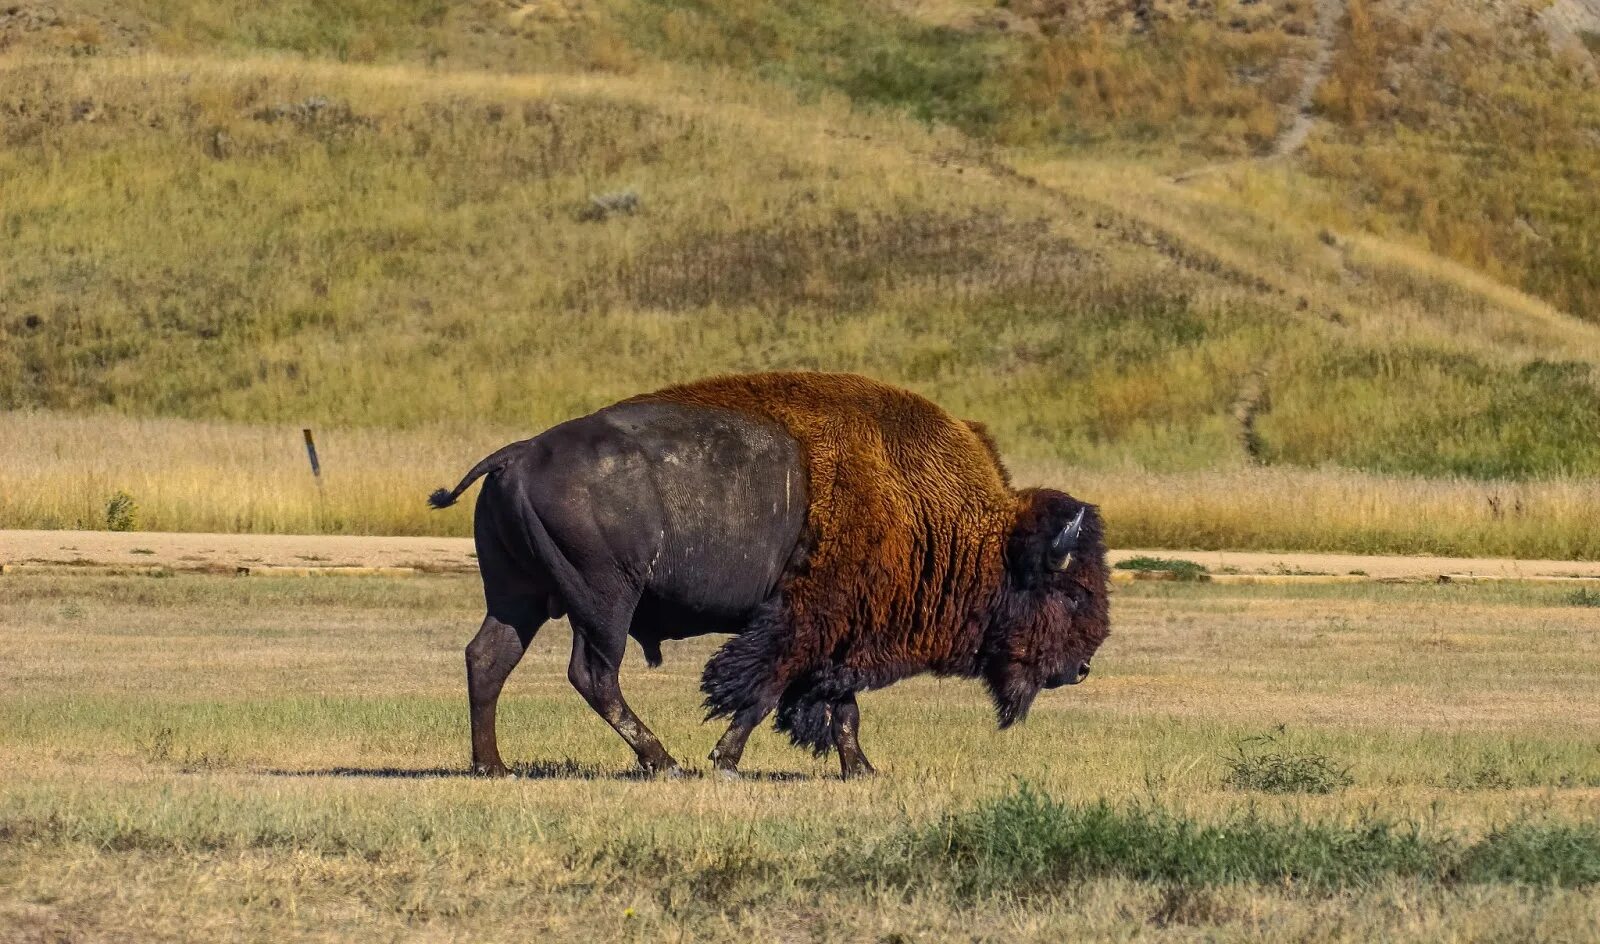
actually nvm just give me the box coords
[871,784,1423,892]
[1440,746,1594,791]
[1148,884,1235,928]
[104,491,138,531]
[1222,731,1353,794]
[1115,556,1209,581]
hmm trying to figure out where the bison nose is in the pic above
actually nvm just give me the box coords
[1045,661,1092,689]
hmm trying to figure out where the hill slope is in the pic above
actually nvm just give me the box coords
[3,0,1600,545]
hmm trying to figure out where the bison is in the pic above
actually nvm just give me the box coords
[429,372,1109,779]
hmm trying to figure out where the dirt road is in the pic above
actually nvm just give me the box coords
[0,529,478,573]
[6,529,1600,582]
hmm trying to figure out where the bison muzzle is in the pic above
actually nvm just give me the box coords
[429,372,1110,779]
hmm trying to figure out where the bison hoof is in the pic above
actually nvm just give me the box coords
[472,762,514,778]
[840,762,878,781]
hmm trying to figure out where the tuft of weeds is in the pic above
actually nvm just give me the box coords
[1222,731,1353,795]
[1115,557,1210,582]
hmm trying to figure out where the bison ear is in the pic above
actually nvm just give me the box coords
[1007,489,1089,585]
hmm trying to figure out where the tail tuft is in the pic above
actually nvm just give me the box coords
[428,440,530,512]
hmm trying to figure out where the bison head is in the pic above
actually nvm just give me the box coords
[984,489,1110,727]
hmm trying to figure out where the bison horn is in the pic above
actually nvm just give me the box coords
[1051,508,1086,569]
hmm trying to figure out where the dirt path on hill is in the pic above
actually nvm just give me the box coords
[6,530,1600,582]
[1174,0,1344,182]
[1270,0,1343,159]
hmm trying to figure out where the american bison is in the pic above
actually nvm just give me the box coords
[429,372,1109,779]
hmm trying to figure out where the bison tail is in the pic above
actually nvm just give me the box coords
[427,440,531,509]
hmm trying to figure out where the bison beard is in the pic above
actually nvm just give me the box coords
[635,373,1109,753]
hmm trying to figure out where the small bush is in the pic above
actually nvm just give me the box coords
[1443,764,1516,791]
[104,490,138,531]
[1115,556,1210,581]
[1222,732,1353,795]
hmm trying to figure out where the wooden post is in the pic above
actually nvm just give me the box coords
[302,428,323,483]
[303,428,327,530]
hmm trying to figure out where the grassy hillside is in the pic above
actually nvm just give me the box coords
[3,0,1600,547]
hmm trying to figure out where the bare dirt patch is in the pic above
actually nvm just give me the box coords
[7,530,1600,582]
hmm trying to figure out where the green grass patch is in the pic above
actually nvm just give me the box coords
[864,785,1600,894]
[1566,588,1600,607]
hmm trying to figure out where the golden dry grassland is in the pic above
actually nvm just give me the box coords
[2,573,1597,941]
[8,410,1600,560]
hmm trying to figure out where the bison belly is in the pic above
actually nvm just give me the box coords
[524,401,808,641]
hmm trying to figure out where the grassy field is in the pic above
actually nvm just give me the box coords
[2,572,1597,940]
[7,5,1600,940]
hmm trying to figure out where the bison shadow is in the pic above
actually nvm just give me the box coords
[262,760,816,782]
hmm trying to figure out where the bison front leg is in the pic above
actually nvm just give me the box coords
[708,704,774,778]
[832,692,876,779]
[567,630,681,776]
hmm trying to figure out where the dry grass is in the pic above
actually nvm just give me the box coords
[1000,0,1313,156]
[0,410,494,535]
[1051,463,1600,558]
[1,574,1597,940]
[7,408,1600,559]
